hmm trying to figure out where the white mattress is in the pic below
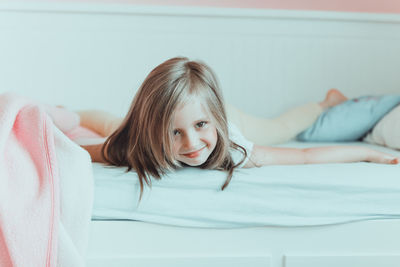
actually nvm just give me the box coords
[91,141,400,228]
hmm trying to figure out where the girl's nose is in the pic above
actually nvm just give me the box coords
[183,130,199,149]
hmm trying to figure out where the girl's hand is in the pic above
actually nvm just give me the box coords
[365,149,399,164]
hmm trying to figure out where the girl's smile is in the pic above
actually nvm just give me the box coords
[172,98,218,166]
[181,145,206,158]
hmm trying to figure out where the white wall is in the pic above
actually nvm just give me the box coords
[0,2,400,118]
[15,0,400,13]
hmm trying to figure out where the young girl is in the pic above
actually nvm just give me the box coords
[78,87,347,146]
[81,57,399,199]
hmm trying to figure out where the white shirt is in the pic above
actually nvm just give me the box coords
[228,122,254,167]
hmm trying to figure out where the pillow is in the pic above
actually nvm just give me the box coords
[297,95,400,142]
[363,105,400,149]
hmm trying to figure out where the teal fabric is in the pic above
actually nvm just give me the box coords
[297,95,400,142]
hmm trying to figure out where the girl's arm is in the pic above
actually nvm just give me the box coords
[243,145,399,168]
[77,110,123,137]
[81,143,106,163]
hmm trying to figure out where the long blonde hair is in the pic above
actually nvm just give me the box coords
[102,57,246,200]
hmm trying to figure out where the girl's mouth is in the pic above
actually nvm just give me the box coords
[182,146,205,158]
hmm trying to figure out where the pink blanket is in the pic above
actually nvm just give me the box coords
[0,93,93,266]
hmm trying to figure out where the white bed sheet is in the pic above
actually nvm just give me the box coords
[91,141,400,228]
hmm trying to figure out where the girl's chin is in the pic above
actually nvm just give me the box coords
[178,154,209,166]
[180,159,206,167]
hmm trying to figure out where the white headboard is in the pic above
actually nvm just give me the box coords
[1,2,399,117]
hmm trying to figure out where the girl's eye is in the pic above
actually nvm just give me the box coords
[173,129,181,136]
[196,121,207,128]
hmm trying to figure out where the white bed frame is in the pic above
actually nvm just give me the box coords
[87,220,400,267]
[1,2,400,266]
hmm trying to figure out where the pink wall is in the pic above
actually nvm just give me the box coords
[49,0,400,14]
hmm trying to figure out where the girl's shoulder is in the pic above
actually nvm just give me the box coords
[228,122,254,167]
[79,138,107,163]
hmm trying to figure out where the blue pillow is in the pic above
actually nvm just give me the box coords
[297,95,400,142]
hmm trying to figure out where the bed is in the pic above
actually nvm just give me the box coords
[1,2,400,267]
[85,141,400,267]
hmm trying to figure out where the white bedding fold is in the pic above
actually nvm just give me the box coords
[92,142,400,228]
[53,126,94,266]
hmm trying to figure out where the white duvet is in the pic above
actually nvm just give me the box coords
[91,142,400,228]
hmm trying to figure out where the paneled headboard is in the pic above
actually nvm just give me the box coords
[1,2,399,117]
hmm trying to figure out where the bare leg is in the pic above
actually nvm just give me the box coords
[319,88,348,110]
[227,88,348,145]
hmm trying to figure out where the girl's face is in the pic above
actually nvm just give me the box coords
[171,98,218,166]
